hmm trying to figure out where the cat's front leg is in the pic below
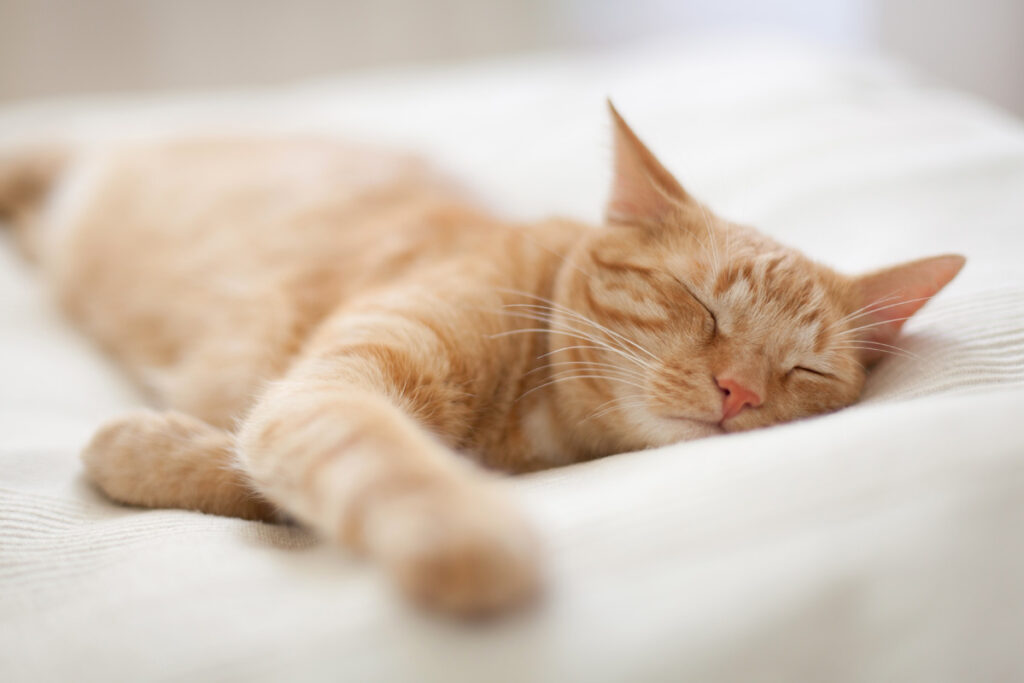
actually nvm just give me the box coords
[236,372,541,615]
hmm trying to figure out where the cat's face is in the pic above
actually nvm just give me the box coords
[548,104,964,450]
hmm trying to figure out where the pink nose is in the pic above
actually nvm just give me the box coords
[716,377,762,421]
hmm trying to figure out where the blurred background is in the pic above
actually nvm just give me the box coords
[0,0,1021,116]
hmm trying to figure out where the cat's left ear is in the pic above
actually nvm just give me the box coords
[606,101,697,228]
[849,254,966,363]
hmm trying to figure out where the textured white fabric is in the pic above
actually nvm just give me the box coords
[2,37,1023,682]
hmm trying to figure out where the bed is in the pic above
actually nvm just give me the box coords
[2,35,1023,682]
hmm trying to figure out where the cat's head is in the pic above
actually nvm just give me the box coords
[549,103,965,451]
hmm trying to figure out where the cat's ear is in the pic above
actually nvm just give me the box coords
[849,254,965,363]
[606,100,696,228]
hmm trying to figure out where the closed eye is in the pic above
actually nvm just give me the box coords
[672,276,717,330]
[792,366,831,378]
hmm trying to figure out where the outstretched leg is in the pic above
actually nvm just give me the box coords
[234,306,541,615]
[81,281,542,615]
[83,389,540,615]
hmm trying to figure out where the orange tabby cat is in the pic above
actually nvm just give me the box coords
[0,104,964,615]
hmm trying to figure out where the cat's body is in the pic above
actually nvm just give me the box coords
[0,105,964,615]
[45,138,590,470]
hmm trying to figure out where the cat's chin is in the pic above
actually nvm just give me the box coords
[655,416,724,443]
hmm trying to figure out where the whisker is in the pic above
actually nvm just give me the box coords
[538,343,643,362]
[833,315,918,339]
[545,367,650,386]
[491,327,658,371]
[498,290,660,361]
[829,294,904,330]
[841,339,920,353]
[507,308,658,371]
[833,342,923,362]
[587,395,627,416]
[585,397,649,423]
[496,300,660,371]
[517,373,648,402]
[832,295,936,332]
[526,360,647,382]
[697,203,720,275]
[497,307,633,351]
[591,404,647,422]
[495,308,612,348]
[494,304,656,370]
[723,223,733,268]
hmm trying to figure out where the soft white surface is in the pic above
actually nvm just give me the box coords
[2,37,1024,682]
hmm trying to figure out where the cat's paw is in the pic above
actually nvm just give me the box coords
[364,485,542,616]
[81,410,277,521]
[81,410,170,504]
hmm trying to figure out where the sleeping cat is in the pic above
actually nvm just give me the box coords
[0,103,964,615]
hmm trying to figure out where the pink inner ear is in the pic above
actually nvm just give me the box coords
[852,254,965,360]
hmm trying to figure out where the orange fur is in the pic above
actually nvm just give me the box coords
[0,104,964,615]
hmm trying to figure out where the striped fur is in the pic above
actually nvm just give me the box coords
[0,105,964,615]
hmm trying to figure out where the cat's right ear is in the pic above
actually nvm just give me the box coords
[606,100,696,228]
[849,254,966,364]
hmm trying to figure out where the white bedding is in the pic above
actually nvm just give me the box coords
[2,36,1023,682]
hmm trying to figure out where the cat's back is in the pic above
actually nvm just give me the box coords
[48,136,460,254]
[43,137,496,424]
[48,136,482,321]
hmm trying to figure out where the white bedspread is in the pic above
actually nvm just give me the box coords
[2,36,1023,682]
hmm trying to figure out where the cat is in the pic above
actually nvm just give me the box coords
[0,103,964,615]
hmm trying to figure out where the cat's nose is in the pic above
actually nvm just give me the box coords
[716,376,762,421]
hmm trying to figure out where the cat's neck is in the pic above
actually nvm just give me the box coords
[516,219,651,465]
[491,218,633,469]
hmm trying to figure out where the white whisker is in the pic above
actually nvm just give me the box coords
[517,373,648,402]
[545,367,650,385]
[499,289,660,361]
[585,396,649,422]
[526,360,647,382]
[833,315,918,339]
[833,341,923,362]
[697,203,720,275]
[539,343,641,362]
[495,301,659,372]
[491,327,657,371]
[829,294,904,330]
[832,295,935,333]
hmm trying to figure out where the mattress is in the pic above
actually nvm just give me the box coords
[2,35,1023,682]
